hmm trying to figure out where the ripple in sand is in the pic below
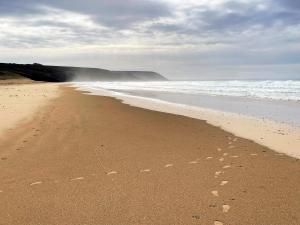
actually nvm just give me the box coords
[71,177,84,181]
[223,165,231,169]
[214,220,224,225]
[206,157,213,160]
[165,164,173,168]
[220,181,228,186]
[189,161,198,164]
[230,155,239,158]
[250,153,258,156]
[211,190,219,197]
[107,171,118,175]
[140,169,151,173]
[222,204,230,213]
[30,181,42,186]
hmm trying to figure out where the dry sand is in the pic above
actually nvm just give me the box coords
[0,82,59,137]
[0,85,299,225]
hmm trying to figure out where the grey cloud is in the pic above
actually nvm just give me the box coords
[200,9,300,32]
[0,0,300,79]
[0,0,172,28]
[0,0,173,50]
[2,0,299,36]
[151,0,300,35]
[275,0,300,10]
[54,0,172,27]
[0,1,41,16]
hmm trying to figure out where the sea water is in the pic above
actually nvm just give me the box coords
[75,80,300,127]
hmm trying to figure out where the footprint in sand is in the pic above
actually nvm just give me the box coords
[223,153,228,156]
[215,171,224,178]
[217,148,222,152]
[107,171,118,175]
[211,190,219,197]
[140,169,151,173]
[228,141,232,145]
[30,181,42,186]
[219,157,225,162]
[71,177,84,181]
[215,171,222,176]
[222,204,230,213]
[223,165,231,169]
[250,153,258,156]
[214,221,224,225]
[220,181,228,186]
[206,157,213,160]
[165,164,173,168]
[209,204,217,208]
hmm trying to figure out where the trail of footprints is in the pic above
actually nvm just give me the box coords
[0,135,265,225]
[210,136,242,225]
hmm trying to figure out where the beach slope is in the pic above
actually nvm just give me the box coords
[0,85,299,225]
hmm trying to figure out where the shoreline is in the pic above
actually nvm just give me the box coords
[74,85,300,159]
[0,84,299,224]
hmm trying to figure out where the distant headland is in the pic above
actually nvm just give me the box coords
[0,63,167,82]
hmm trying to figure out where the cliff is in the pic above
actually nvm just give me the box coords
[0,63,167,82]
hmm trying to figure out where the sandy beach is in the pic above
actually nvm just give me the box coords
[76,85,300,159]
[0,82,59,137]
[0,83,299,225]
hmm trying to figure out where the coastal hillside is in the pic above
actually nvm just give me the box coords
[0,63,167,82]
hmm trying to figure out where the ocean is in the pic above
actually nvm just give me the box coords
[76,80,300,127]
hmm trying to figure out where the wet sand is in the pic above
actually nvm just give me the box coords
[76,86,300,159]
[0,85,299,225]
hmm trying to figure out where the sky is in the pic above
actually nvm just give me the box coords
[0,0,299,80]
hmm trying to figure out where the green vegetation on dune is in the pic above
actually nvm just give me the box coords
[0,71,28,80]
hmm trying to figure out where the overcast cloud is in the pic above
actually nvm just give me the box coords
[0,0,299,79]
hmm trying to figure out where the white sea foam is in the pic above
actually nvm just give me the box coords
[77,80,300,101]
